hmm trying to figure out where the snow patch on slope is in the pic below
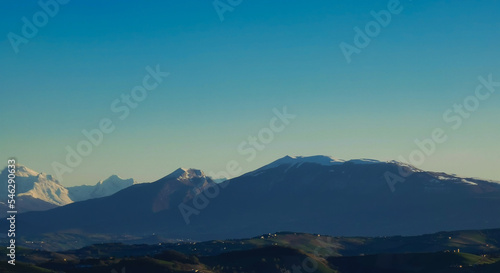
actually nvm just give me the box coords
[249,155,385,176]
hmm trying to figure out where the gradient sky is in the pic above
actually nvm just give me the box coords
[1,0,499,186]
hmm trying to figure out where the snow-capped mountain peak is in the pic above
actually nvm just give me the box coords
[15,165,41,177]
[387,160,425,173]
[250,155,387,175]
[0,165,71,206]
[256,155,344,172]
[166,168,206,181]
[67,175,135,202]
[281,155,345,165]
[97,174,134,187]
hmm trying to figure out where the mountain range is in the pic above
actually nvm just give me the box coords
[0,165,136,216]
[7,155,500,251]
[67,175,135,202]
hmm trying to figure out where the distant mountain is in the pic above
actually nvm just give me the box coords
[0,165,69,217]
[0,165,72,206]
[0,165,137,215]
[67,175,136,202]
[13,156,500,251]
[17,167,216,244]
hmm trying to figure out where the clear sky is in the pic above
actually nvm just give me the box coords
[1,0,499,186]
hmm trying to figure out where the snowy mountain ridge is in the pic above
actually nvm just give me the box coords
[0,165,71,206]
[0,165,136,210]
[67,175,136,202]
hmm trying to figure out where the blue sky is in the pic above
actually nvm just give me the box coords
[1,0,499,186]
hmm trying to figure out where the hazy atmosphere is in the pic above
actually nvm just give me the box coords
[3,1,500,273]
[1,0,499,186]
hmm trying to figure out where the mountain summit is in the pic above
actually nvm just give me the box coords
[67,175,136,202]
[0,165,71,206]
[165,168,206,180]
[248,155,384,176]
[0,165,70,217]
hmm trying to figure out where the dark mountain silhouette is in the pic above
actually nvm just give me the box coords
[11,156,500,250]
